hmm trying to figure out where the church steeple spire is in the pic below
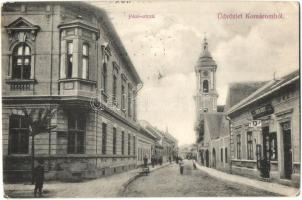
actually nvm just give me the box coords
[194,36,219,114]
[203,36,208,51]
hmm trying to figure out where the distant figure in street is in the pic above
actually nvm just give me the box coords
[179,159,184,175]
[192,159,197,170]
[159,156,163,165]
[143,155,148,168]
[169,156,172,164]
[34,159,45,197]
[151,154,155,168]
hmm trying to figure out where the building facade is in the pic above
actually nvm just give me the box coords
[227,70,300,187]
[139,120,178,163]
[136,123,158,166]
[2,2,143,182]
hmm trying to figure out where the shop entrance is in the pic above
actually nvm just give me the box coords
[261,126,270,178]
[282,122,292,179]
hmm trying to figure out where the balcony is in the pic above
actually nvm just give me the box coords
[59,78,97,97]
[5,79,36,95]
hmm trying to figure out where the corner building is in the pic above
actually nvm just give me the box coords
[2,2,142,181]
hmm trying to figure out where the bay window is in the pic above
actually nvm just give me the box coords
[66,41,73,78]
[82,43,89,79]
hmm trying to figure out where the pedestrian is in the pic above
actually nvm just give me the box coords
[159,156,163,165]
[143,155,148,168]
[193,159,197,170]
[169,156,172,164]
[34,159,45,197]
[151,154,155,168]
[179,159,184,175]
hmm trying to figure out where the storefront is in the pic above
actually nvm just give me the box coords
[228,70,300,187]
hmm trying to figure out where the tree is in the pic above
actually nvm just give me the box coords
[20,107,57,184]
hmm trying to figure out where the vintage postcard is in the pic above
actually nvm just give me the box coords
[1,0,300,198]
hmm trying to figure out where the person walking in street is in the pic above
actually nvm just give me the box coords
[179,158,184,175]
[143,155,148,168]
[34,159,45,197]
[159,156,163,165]
[193,159,197,170]
[151,154,155,168]
[169,156,172,164]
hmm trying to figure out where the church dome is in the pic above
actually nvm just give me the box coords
[196,38,217,69]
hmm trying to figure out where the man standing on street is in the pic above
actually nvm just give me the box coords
[179,158,184,175]
[34,159,45,197]
[151,154,155,168]
[143,155,148,168]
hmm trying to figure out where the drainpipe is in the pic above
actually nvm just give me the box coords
[225,115,232,174]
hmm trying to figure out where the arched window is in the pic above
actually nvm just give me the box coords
[203,80,209,93]
[12,43,31,79]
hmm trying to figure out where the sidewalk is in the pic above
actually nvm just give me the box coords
[3,163,171,198]
[196,163,299,196]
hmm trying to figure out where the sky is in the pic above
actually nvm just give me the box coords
[91,0,299,145]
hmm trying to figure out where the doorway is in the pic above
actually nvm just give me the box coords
[282,122,292,179]
[261,126,270,178]
[205,150,209,167]
[212,148,216,168]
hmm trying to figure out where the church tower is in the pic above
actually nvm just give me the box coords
[195,37,218,115]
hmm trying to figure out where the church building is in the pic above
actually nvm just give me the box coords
[194,38,230,172]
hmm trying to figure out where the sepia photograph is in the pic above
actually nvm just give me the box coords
[1,0,300,198]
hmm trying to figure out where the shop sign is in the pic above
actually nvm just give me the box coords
[251,104,274,119]
[249,120,261,128]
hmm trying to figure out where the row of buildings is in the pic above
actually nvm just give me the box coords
[194,38,300,187]
[1,1,177,182]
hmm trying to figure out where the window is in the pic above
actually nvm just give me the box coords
[203,80,209,93]
[12,43,31,79]
[270,132,278,161]
[102,53,110,94]
[247,132,253,160]
[121,131,125,155]
[225,148,228,163]
[121,84,126,111]
[128,84,132,117]
[128,134,131,155]
[66,41,73,78]
[236,134,241,159]
[67,115,85,154]
[133,136,136,155]
[112,75,117,105]
[102,123,107,154]
[113,127,116,155]
[82,44,89,79]
[133,91,136,120]
[102,63,107,93]
[9,115,29,154]
[210,71,214,89]
[221,148,223,162]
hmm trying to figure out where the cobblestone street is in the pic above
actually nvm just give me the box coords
[123,160,279,197]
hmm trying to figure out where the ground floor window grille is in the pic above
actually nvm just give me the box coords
[67,115,85,154]
[247,132,253,160]
[236,134,241,159]
[9,114,29,154]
